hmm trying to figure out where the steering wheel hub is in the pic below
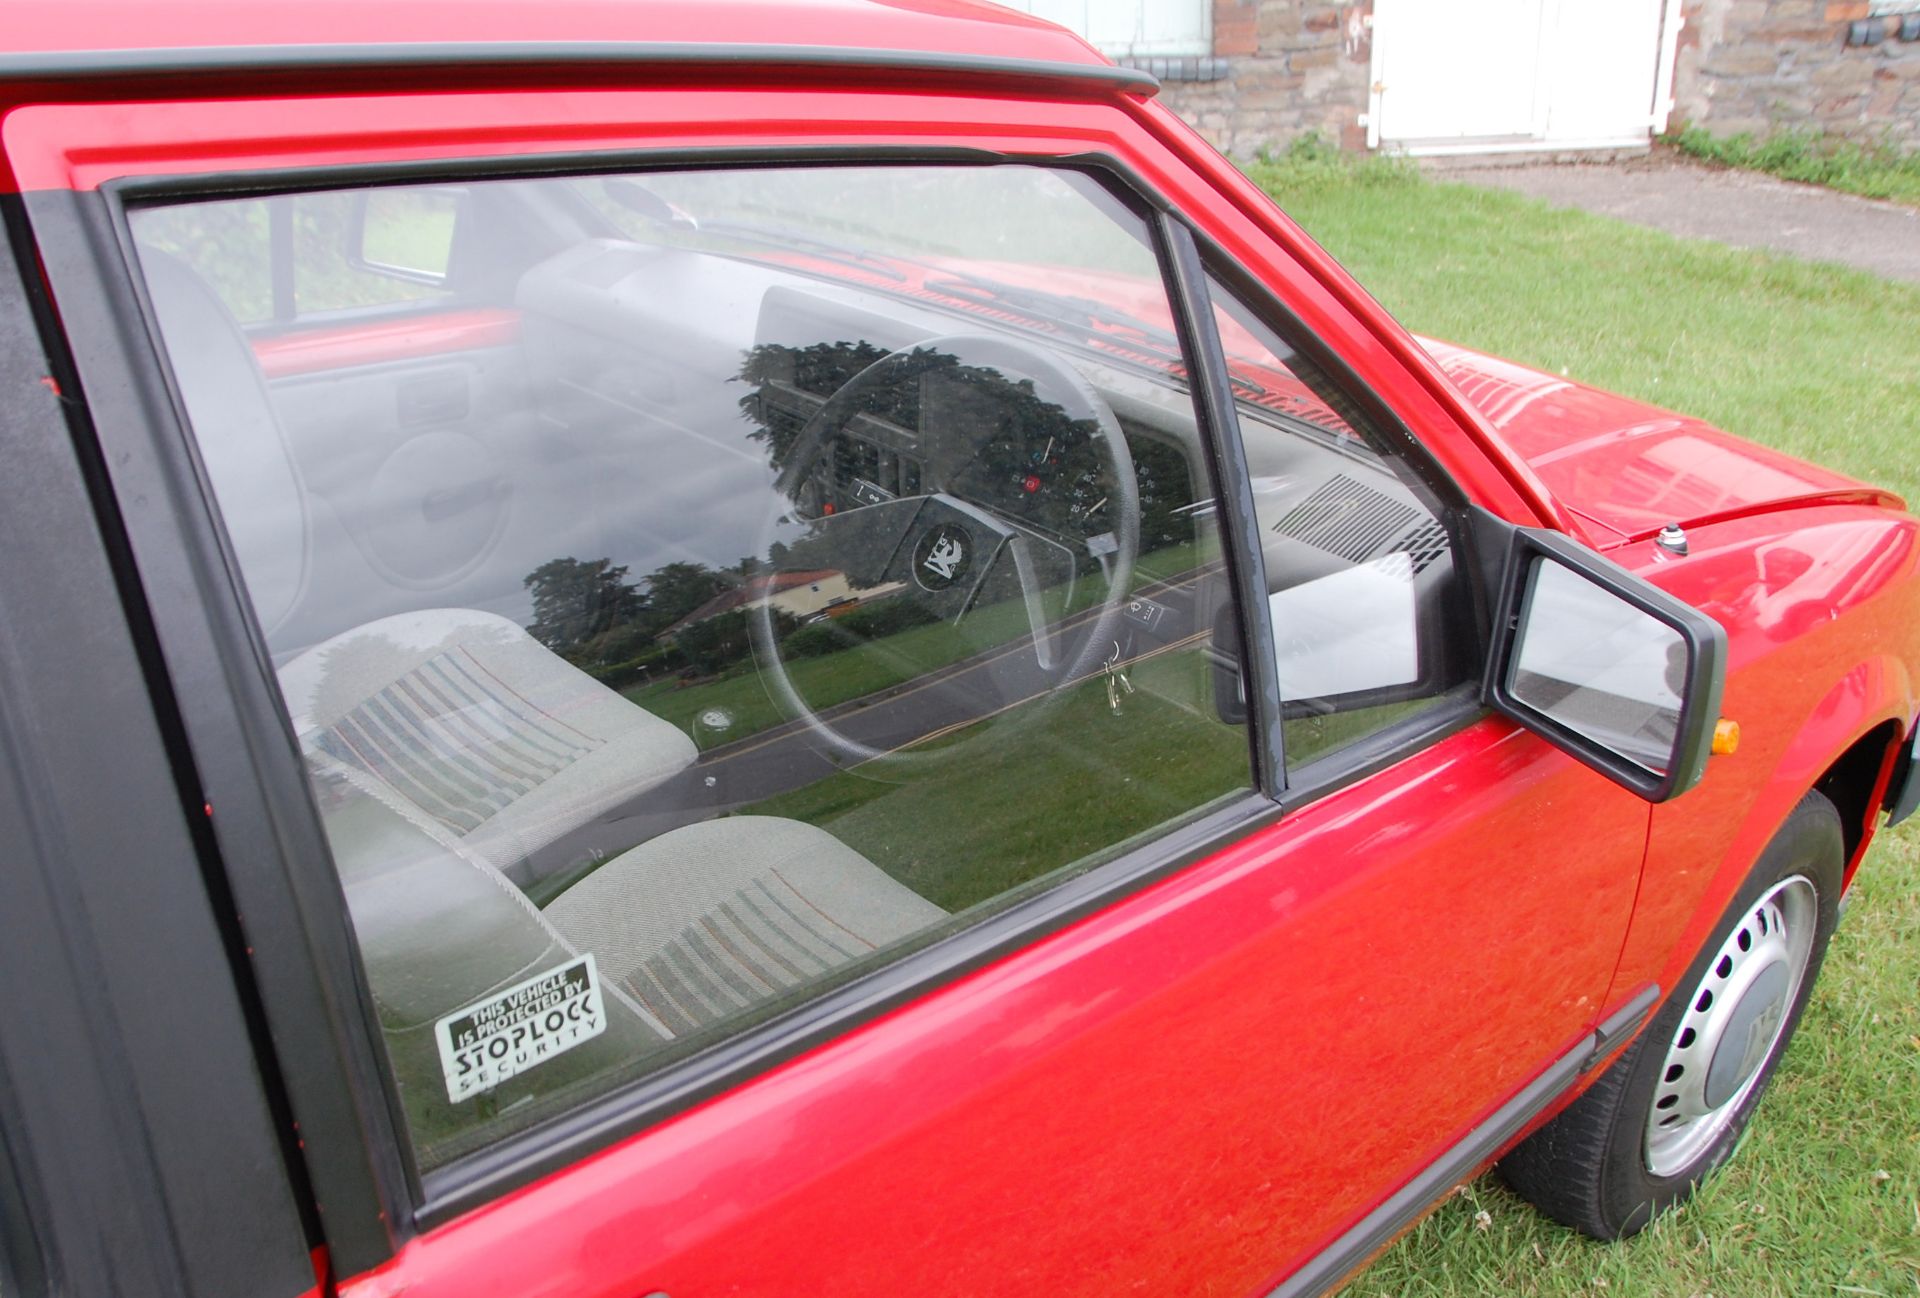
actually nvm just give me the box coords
[912,522,974,592]
[747,333,1141,769]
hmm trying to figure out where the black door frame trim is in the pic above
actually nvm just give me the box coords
[19,186,417,1279]
[1157,214,1287,791]
[0,198,316,1298]
[1883,723,1919,827]
[1267,983,1661,1298]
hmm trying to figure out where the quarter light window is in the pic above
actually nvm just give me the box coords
[1204,274,1470,771]
[131,166,1252,1170]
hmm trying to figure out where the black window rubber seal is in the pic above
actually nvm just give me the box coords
[1156,213,1287,795]
[0,41,1160,97]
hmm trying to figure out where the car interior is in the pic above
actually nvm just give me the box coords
[130,164,1458,1164]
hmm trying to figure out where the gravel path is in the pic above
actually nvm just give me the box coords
[1444,152,1920,286]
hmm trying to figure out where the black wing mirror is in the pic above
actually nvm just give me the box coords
[1482,523,1726,802]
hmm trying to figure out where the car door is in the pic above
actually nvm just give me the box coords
[12,81,1695,1298]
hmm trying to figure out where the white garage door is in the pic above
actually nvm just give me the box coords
[1372,0,1681,155]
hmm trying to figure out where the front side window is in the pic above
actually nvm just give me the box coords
[130,165,1252,1170]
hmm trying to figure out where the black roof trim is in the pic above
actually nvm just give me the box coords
[0,41,1161,97]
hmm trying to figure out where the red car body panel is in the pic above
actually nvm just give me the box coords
[1614,509,1920,995]
[337,721,1649,1298]
[1422,340,1907,544]
[0,0,1096,66]
[2,4,1914,1296]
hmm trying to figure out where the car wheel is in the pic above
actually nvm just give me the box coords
[1498,789,1844,1239]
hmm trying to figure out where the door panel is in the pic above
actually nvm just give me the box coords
[252,309,520,379]
[9,69,1659,1297]
[349,718,1644,1298]
[261,334,565,657]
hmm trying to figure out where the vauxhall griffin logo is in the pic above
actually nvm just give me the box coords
[913,523,971,591]
[924,535,964,580]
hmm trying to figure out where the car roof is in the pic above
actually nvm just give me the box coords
[0,0,1104,69]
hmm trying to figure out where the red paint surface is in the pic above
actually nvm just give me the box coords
[251,310,520,378]
[1421,339,1907,542]
[1604,507,1920,1004]
[343,719,1648,1298]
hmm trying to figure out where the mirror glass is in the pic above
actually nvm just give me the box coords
[1509,557,1687,774]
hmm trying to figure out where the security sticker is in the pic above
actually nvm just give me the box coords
[434,954,607,1103]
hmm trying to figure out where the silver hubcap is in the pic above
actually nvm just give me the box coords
[1644,876,1817,1178]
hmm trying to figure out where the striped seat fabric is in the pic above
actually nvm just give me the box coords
[545,816,949,1037]
[312,647,605,839]
[284,608,944,1161]
[617,869,901,1036]
[279,607,698,884]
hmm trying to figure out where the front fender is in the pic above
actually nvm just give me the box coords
[1605,507,1920,1004]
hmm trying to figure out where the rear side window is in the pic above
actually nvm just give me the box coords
[135,189,460,325]
[130,165,1253,1170]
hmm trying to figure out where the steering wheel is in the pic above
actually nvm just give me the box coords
[748,333,1140,769]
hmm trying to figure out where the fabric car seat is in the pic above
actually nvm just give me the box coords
[277,606,701,887]
[543,816,946,1036]
[140,246,312,641]
[321,762,942,1162]
[282,607,945,1087]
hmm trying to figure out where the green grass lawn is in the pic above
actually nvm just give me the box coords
[1254,155,1920,510]
[1247,152,1920,1297]
[745,646,1250,912]
[1668,126,1920,210]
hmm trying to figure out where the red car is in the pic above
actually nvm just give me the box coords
[1,4,1914,1297]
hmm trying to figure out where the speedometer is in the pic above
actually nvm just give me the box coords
[922,363,1116,546]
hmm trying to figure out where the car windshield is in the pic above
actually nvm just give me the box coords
[566,171,1365,445]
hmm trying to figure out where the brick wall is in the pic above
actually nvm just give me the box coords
[1156,1,1373,158]
[1667,0,1915,151]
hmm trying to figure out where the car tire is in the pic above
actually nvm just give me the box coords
[1498,789,1844,1240]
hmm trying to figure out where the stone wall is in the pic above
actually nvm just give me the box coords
[1658,0,1918,152]
[1148,0,1918,158]
[1156,1,1373,159]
